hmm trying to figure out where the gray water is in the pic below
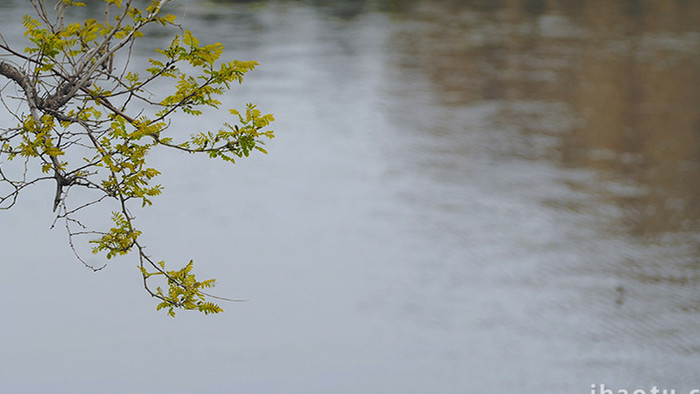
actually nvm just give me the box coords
[2,1,700,393]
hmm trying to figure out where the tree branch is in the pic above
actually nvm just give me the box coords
[0,62,42,118]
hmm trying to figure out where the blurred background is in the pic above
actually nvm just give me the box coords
[1,0,700,392]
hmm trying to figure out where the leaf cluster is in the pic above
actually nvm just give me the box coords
[0,0,275,315]
[140,260,223,317]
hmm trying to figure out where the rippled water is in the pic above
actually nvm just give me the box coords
[2,1,700,392]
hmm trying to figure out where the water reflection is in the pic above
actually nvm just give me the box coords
[386,0,700,238]
[379,0,700,386]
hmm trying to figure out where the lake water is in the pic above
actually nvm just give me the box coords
[2,1,700,393]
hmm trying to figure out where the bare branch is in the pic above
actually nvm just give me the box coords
[0,62,42,119]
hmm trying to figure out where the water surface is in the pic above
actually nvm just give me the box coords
[1,1,700,392]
